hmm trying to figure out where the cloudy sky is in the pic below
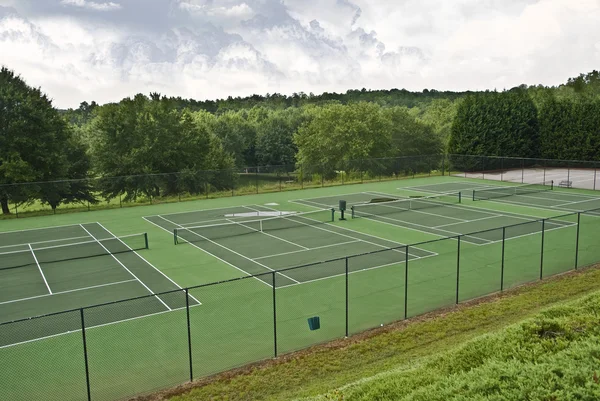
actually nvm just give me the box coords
[0,0,599,108]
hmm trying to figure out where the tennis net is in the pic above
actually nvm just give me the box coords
[351,193,461,219]
[472,181,553,201]
[174,208,335,245]
[0,233,148,271]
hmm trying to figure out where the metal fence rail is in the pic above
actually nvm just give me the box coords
[0,155,447,217]
[448,154,600,190]
[2,207,599,401]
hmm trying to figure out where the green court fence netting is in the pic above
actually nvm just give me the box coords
[2,208,600,401]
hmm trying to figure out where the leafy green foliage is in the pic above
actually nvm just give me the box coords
[254,108,307,166]
[317,291,600,401]
[89,95,234,202]
[0,67,94,213]
[539,96,600,160]
[294,103,394,177]
[449,89,540,169]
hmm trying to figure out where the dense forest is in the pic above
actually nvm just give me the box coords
[1,66,600,214]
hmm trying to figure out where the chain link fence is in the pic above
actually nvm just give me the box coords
[0,155,447,218]
[448,154,600,190]
[2,206,600,401]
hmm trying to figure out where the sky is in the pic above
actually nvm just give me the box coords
[0,0,599,108]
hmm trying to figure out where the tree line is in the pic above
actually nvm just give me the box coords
[1,66,599,214]
[449,72,600,167]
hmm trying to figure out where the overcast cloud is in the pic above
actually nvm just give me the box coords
[0,0,598,108]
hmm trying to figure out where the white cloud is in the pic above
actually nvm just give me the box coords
[0,0,599,108]
[61,0,121,11]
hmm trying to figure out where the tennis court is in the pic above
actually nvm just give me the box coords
[403,180,600,213]
[144,205,436,288]
[5,176,600,401]
[292,186,574,246]
[0,222,199,347]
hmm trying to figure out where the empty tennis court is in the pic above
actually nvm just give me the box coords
[0,222,198,346]
[291,186,575,246]
[145,206,436,288]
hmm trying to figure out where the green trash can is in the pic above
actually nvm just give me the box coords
[307,316,320,331]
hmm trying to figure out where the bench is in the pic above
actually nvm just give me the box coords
[559,180,573,188]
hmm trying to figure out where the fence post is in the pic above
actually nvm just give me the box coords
[300,164,304,189]
[501,157,504,182]
[540,220,545,280]
[521,158,524,184]
[442,154,446,176]
[185,289,193,382]
[481,156,485,180]
[575,213,581,269]
[501,227,506,291]
[567,162,571,183]
[119,194,122,208]
[456,236,461,304]
[595,164,598,191]
[321,166,324,187]
[404,246,409,319]
[255,168,259,194]
[15,203,18,218]
[345,257,349,337]
[272,272,278,358]
[80,308,92,401]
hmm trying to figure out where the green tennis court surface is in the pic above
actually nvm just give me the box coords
[3,176,600,401]
[0,222,199,346]
[145,206,435,288]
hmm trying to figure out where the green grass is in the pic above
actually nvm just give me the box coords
[157,265,600,401]
[1,175,599,401]
[306,277,600,401]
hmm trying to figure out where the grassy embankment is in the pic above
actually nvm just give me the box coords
[138,265,600,401]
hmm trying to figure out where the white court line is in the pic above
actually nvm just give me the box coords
[160,216,300,284]
[241,206,310,250]
[254,240,361,260]
[353,211,490,245]
[434,215,501,229]
[96,222,202,306]
[144,216,272,288]
[147,204,259,218]
[1,238,108,257]
[485,221,577,245]
[277,253,439,289]
[552,198,600,208]
[178,216,248,227]
[398,187,562,221]
[258,205,433,258]
[28,244,52,294]
[0,279,137,306]
[281,202,444,253]
[0,301,202,350]
[293,199,337,209]
[0,222,97,235]
[364,200,469,223]
[0,235,91,251]
[225,218,310,250]
[79,224,172,311]
[288,199,333,209]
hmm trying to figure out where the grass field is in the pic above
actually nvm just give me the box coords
[1,175,600,401]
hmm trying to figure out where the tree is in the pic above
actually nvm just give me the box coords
[384,107,443,156]
[449,89,540,164]
[90,95,234,202]
[210,111,257,167]
[255,108,307,166]
[0,67,94,214]
[294,102,392,178]
[539,96,600,160]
